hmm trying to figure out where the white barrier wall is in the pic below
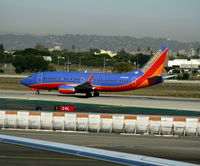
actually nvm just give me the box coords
[18,112,29,129]
[41,112,52,130]
[52,113,65,130]
[148,117,161,134]
[88,114,101,132]
[136,116,149,134]
[29,112,41,129]
[100,115,113,132]
[0,110,200,136]
[5,111,18,128]
[76,114,89,131]
[0,111,5,128]
[65,113,76,131]
[112,115,124,132]
[124,116,137,133]
[161,117,173,135]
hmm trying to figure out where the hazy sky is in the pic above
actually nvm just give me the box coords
[0,0,200,42]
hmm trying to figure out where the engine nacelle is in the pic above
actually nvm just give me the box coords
[59,85,75,94]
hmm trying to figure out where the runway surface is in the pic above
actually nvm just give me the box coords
[0,143,120,166]
[0,90,200,112]
[0,130,200,165]
[1,98,200,117]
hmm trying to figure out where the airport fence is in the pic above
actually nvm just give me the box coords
[0,110,200,136]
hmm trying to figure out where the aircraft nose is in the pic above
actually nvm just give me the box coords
[20,78,28,86]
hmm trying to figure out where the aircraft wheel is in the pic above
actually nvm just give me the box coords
[94,91,99,97]
[86,92,92,98]
[35,90,40,95]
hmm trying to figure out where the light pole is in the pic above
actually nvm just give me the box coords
[103,57,106,73]
[57,56,59,71]
[136,56,138,69]
[67,56,70,72]
[79,56,81,71]
[4,53,7,70]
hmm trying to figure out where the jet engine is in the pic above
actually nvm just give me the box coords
[59,85,75,94]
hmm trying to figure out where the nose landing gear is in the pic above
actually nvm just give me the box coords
[35,89,40,95]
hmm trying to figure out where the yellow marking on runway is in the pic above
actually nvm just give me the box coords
[0,155,95,161]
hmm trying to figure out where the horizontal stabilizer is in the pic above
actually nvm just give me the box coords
[162,75,176,80]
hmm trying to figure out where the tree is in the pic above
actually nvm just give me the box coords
[72,45,75,52]
[113,62,133,73]
[12,54,49,73]
[12,55,27,73]
[130,53,151,67]
[182,73,189,80]
[147,47,151,52]
[0,43,5,63]
[196,48,200,56]
[35,43,45,50]
[0,43,4,53]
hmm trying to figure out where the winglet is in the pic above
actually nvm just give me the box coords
[87,74,94,84]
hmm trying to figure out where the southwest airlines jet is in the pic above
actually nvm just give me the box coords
[21,46,170,97]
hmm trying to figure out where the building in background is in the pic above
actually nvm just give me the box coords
[95,50,117,57]
[168,59,200,73]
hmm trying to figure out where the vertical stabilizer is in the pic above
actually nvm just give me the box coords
[141,46,168,77]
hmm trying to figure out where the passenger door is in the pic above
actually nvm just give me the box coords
[37,73,43,83]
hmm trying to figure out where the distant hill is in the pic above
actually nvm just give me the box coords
[0,34,199,52]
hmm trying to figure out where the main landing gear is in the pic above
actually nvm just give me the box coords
[85,91,99,98]
[94,91,99,97]
[86,92,92,98]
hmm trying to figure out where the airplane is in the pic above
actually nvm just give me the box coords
[20,46,172,97]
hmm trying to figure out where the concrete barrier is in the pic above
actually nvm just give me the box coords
[52,113,65,130]
[5,111,18,128]
[76,114,89,131]
[161,117,173,135]
[88,114,100,132]
[0,111,5,128]
[173,118,186,135]
[148,117,161,134]
[41,112,52,130]
[18,112,29,129]
[0,110,199,136]
[65,113,76,131]
[100,115,113,132]
[124,116,137,133]
[112,115,124,132]
[136,116,149,134]
[29,112,41,129]
[185,118,198,136]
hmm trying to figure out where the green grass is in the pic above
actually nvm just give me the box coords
[1,77,200,98]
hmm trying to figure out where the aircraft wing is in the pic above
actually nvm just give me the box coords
[75,74,95,92]
[75,82,94,92]
[0,134,196,166]
[59,74,95,94]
